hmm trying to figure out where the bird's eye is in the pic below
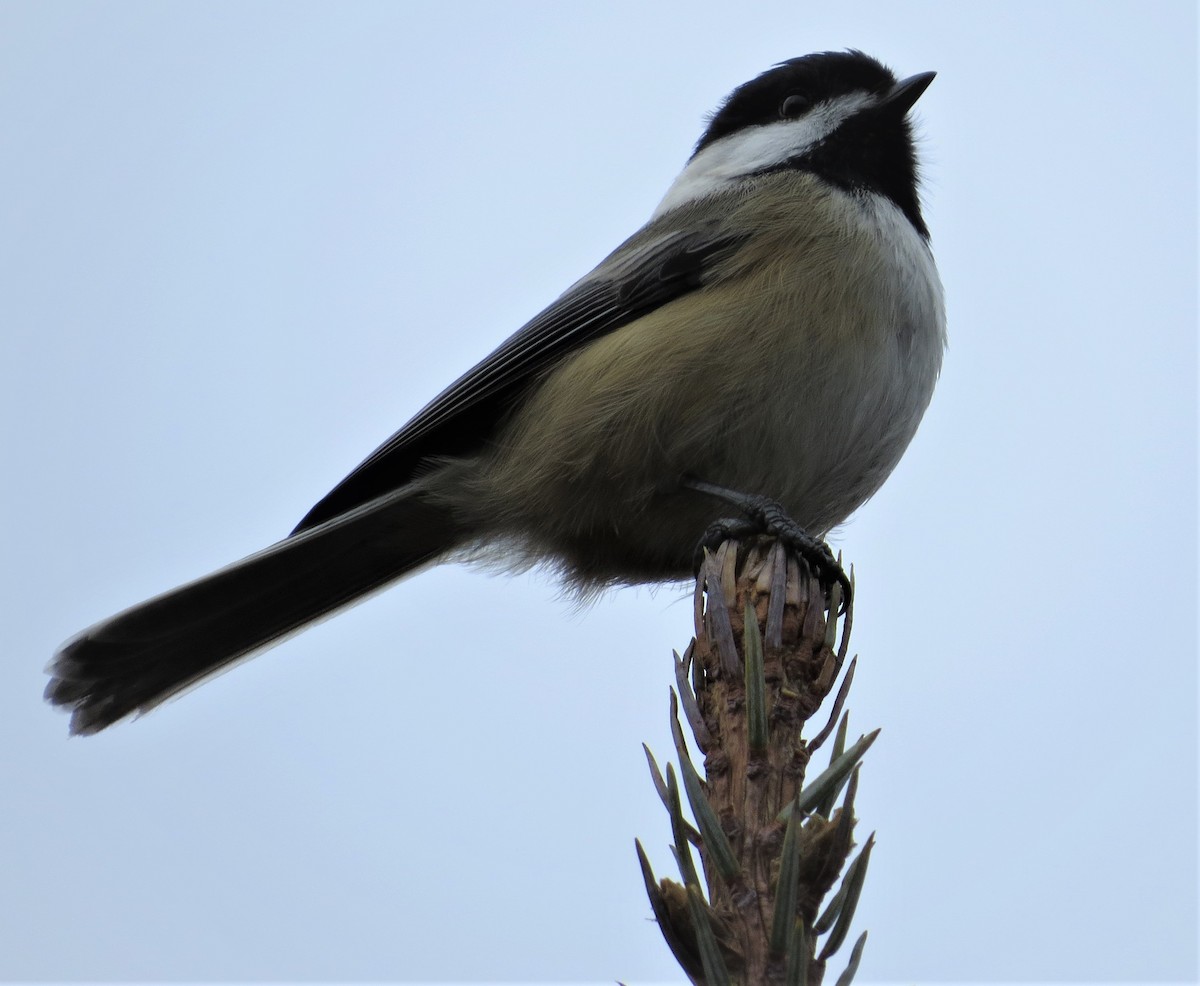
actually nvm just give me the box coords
[780,94,811,118]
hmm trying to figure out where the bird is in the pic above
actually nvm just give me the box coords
[46,50,945,736]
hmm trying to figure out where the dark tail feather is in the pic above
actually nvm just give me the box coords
[46,489,464,735]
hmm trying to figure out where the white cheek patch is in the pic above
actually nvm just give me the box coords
[652,90,875,219]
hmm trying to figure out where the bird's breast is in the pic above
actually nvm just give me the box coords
[449,179,944,583]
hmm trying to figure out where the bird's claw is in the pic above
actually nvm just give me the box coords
[691,492,851,614]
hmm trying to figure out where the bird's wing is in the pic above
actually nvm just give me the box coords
[293,223,749,533]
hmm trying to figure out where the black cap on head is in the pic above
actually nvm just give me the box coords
[695,51,934,238]
[695,50,899,154]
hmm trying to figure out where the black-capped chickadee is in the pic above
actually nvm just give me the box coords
[47,50,945,735]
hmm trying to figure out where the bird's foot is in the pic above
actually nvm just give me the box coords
[686,479,851,613]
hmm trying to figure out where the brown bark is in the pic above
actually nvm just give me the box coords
[638,538,871,985]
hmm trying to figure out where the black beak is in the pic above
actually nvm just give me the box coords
[881,71,936,115]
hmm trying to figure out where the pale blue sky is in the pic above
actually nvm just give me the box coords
[2,2,1195,983]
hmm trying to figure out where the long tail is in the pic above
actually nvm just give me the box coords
[46,489,465,735]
